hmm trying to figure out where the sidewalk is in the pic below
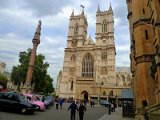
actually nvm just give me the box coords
[98,107,135,120]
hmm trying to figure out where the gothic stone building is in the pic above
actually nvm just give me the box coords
[56,5,132,104]
[126,0,160,119]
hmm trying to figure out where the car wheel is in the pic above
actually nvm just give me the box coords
[21,108,27,114]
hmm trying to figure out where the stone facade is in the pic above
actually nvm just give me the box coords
[56,5,132,104]
[126,0,160,119]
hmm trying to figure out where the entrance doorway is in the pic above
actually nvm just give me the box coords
[81,91,88,102]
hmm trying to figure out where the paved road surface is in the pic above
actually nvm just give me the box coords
[0,103,134,120]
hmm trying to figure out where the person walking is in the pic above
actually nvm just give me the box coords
[78,102,87,120]
[55,99,59,110]
[108,104,111,115]
[90,99,93,107]
[84,99,87,106]
[60,98,64,109]
[68,100,78,120]
[92,101,94,107]
[111,103,114,112]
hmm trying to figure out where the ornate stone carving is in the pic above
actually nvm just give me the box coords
[72,39,78,47]
[101,67,107,75]
[69,67,75,75]
[135,54,154,64]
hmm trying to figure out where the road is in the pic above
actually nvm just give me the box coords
[0,103,108,120]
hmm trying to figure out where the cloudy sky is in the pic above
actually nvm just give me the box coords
[0,0,130,86]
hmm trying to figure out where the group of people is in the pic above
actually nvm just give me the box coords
[55,98,87,120]
[55,98,117,119]
[108,102,116,115]
[68,100,86,120]
[55,98,64,109]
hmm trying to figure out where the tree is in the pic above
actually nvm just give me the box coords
[11,48,54,94]
[0,73,8,89]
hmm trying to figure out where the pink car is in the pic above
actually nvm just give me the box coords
[23,94,45,111]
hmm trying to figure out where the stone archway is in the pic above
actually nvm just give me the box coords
[81,91,89,101]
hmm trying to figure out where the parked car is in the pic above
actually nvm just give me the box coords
[35,95,51,108]
[100,100,111,107]
[46,96,54,106]
[0,92,36,114]
[23,94,45,111]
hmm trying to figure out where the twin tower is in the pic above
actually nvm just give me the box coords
[56,5,116,100]
[67,5,114,48]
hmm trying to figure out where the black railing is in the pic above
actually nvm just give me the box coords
[122,104,135,118]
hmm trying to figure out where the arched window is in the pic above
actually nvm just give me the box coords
[109,90,113,96]
[101,52,107,60]
[127,75,131,82]
[102,20,108,33]
[101,77,106,84]
[71,54,76,61]
[74,23,79,36]
[71,81,73,90]
[122,75,125,82]
[103,91,106,95]
[116,75,120,85]
[82,53,94,77]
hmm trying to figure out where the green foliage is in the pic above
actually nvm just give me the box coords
[11,48,54,94]
[0,73,8,89]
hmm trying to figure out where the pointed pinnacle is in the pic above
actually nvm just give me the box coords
[71,9,74,16]
[109,3,113,11]
[97,4,100,12]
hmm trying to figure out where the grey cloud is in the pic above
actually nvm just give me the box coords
[24,0,73,17]
[114,0,128,26]
[0,0,73,17]
[0,0,16,8]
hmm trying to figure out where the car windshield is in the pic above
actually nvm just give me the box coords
[47,96,52,100]
[32,95,38,101]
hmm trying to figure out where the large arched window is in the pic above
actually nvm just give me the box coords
[82,53,94,77]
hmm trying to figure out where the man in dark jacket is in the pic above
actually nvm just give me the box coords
[78,103,87,120]
[68,100,78,120]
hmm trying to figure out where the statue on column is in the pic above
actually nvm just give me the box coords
[20,20,42,94]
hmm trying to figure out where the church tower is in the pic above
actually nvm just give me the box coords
[67,8,88,48]
[95,4,116,84]
[96,4,114,46]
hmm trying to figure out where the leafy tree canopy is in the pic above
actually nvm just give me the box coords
[11,48,54,94]
[0,73,8,89]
